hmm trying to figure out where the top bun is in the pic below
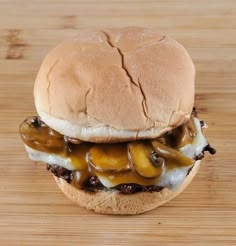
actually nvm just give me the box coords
[34,27,195,142]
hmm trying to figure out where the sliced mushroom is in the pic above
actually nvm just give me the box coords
[128,141,164,179]
[88,143,130,173]
[151,140,194,167]
[19,116,65,152]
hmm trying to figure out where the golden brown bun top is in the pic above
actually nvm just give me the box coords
[34,27,195,142]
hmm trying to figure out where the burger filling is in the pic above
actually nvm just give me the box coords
[19,111,215,194]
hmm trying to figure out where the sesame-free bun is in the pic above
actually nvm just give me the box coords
[54,161,200,215]
[34,27,195,142]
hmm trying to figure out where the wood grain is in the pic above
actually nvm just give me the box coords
[0,0,235,245]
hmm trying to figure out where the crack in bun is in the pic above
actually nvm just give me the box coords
[34,27,195,143]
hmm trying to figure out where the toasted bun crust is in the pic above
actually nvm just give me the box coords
[34,27,195,142]
[54,160,200,215]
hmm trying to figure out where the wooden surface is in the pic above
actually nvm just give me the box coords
[0,0,235,245]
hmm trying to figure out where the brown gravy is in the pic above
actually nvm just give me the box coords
[20,116,197,187]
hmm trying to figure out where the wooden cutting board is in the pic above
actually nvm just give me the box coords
[0,1,235,245]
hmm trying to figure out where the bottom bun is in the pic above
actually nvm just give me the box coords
[54,160,200,215]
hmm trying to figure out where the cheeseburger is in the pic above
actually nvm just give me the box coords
[19,27,215,214]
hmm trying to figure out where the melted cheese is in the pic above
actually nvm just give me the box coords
[23,117,208,190]
[179,117,208,158]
